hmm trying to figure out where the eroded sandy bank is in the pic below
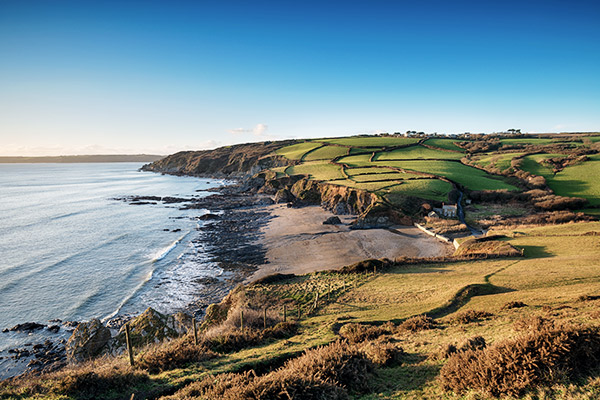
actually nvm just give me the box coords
[249,204,453,281]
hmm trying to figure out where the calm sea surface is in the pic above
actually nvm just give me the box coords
[0,163,223,354]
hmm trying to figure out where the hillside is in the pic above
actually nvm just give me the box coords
[144,134,600,226]
[3,221,600,399]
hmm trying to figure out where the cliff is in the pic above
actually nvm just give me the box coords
[141,140,297,178]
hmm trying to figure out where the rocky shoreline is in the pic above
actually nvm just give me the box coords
[0,181,275,380]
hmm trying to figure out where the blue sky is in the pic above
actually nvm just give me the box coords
[1,0,599,155]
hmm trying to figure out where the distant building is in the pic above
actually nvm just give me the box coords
[442,203,457,218]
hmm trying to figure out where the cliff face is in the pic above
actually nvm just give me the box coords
[141,140,297,178]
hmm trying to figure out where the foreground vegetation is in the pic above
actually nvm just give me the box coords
[3,221,600,399]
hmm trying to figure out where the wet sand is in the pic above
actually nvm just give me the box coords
[249,204,452,281]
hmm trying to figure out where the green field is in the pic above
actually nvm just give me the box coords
[374,145,464,161]
[499,138,555,146]
[472,152,524,171]
[275,141,323,160]
[548,154,600,205]
[284,161,345,180]
[383,179,453,202]
[302,145,349,161]
[326,179,400,191]
[351,172,423,182]
[423,138,465,152]
[345,166,396,175]
[375,160,518,191]
[318,136,419,147]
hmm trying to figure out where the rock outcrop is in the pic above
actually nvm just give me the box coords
[141,141,297,178]
[65,319,111,362]
[112,307,179,351]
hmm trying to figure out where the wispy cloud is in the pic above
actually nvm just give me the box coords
[228,123,273,138]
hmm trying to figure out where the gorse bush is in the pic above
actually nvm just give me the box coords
[399,315,436,332]
[137,336,218,373]
[165,340,373,399]
[449,310,494,324]
[439,325,600,397]
[338,322,395,343]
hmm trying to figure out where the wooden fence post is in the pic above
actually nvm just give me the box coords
[240,309,244,331]
[125,323,134,367]
[192,319,198,346]
[283,304,287,322]
[263,307,267,329]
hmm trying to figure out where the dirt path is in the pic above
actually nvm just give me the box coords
[248,204,452,281]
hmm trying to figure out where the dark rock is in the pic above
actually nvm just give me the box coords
[274,188,295,204]
[323,216,343,225]
[66,319,111,362]
[8,322,46,332]
[33,343,44,350]
[163,228,170,231]
[112,307,178,351]
[47,325,60,333]
[2,328,8,333]
[171,228,181,233]
[198,213,221,220]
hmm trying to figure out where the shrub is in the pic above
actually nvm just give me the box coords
[513,315,553,332]
[399,315,436,332]
[501,301,527,310]
[1,358,151,400]
[338,322,394,343]
[284,341,374,393]
[439,325,600,397]
[359,339,404,366]
[203,322,298,353]
[449,310,494,324]
[165,341,373,399]
[137,336,218,373]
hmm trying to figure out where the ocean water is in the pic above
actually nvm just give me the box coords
[0,163,224,355]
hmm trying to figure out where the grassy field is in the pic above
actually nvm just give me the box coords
[318,136,420,147]
[423,138,465,152]
[472,152,524,171]
[375,160,518,191]
[275,141,323,160]
[272,134,598,215]
[284,161,345,181]
[374,145,464,161]
[303,145,349,161]
[547,154,600,206]
[383,179,453,202]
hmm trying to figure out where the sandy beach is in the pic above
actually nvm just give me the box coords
[249,204,453,281]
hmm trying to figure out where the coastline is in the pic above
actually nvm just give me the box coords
[248,203,453,282]
[0,178,452,380]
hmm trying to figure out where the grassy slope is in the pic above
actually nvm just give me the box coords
[275,142,323,160]
[114,221,600,400]
[423,138,465,152]
[521,154,600,206]
[374,146,464,160]
[318,137,420,147]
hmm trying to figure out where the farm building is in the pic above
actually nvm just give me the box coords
[442,203,457,217]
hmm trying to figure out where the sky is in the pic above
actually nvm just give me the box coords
[0,0,599,156]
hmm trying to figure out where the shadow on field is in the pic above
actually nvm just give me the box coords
[375,352,440,393]
[520,245,553,258]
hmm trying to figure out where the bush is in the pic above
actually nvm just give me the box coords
[449,310,494,324]
[1,358,151,400]
[338,322,394,343]
[203,322,298,353]
[137,336,218,373]
[399,315,436,332]
[165,341,373,399]
[439,325,600,397]
[501,301,527,310]
[359,339,404,366]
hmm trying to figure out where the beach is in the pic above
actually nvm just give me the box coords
[249,204,453,281]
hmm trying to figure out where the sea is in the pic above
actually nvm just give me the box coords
[0,162,225,375]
